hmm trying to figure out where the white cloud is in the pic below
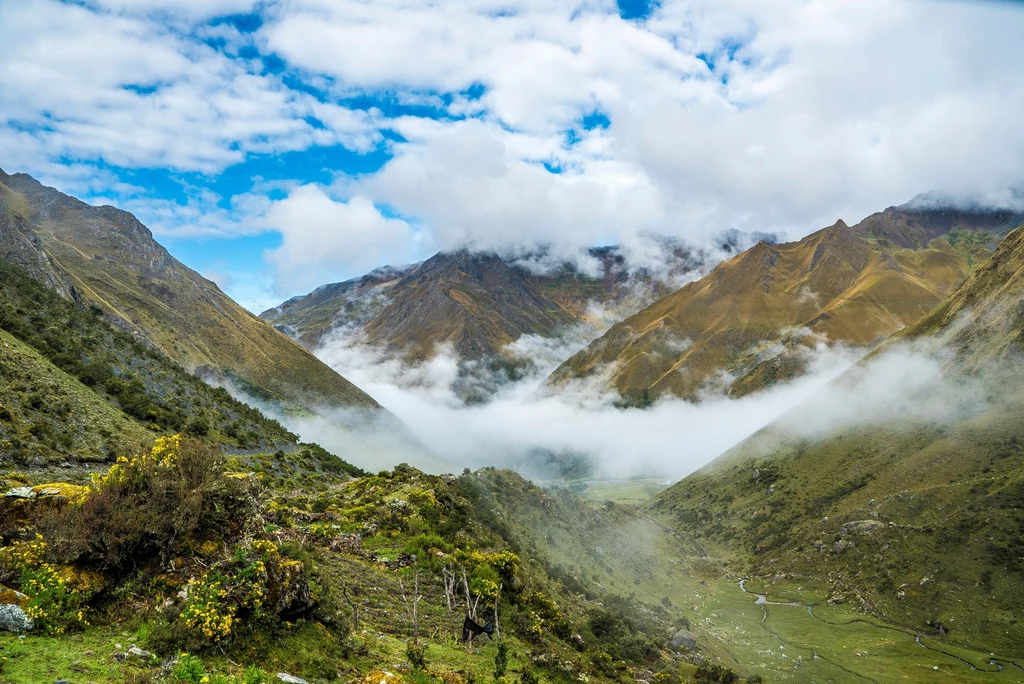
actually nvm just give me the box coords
[312,323,869,478]
[263,184,417,292]
[3,0,1024,297]
[0,0,379,173]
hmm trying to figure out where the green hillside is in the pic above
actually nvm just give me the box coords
[651,224,1024,669]
[0,168,380,416]
[0,259,301,464]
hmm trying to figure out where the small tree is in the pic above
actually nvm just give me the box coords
[494,641,509,681]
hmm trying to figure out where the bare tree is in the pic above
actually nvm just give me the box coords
[492,583,503,639]
[461,566,481,621]
[340,577,360,632]
[442,563,459,613]
[399,572,423,645]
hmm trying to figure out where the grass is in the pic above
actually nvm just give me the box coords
[573,480,671,507]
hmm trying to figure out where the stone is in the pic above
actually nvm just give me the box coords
[839,520,885,535]
[671,629,698,650]
[277,674,311,684]
[4,487,35,499]
[127,646,153,658]
[0,602,33,632]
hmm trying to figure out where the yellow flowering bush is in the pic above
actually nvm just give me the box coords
[93,434,181,488]
[179,540,278,642]
[0,536,91,634]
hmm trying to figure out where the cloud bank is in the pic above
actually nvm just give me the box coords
[3,0,1024,305]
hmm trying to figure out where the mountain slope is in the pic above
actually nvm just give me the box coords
[0,258,320,467]
[547,204,1017,402]
[0,168,379,415]
[262,245,709,361]
[651,223,1024,660]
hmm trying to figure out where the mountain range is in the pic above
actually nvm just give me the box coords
[260,240,757,363]
[3,163,1024,681]
[546,203,1023,402]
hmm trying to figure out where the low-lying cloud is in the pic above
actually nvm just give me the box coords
[310,325,883,479]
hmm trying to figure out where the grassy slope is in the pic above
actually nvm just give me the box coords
[0,456,710,684]
[0,169,379,414]
[651,225,1024,667]
[0,259,300,464]
[0,328,151,466]
[547,212,1002,403]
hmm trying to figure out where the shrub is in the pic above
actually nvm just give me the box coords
[41,436,259,573]
[0,536,92,635]
[406,641,428,670]
[494,641,510,680]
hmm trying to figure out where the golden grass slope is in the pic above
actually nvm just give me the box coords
[0,169,379,413]
[897,223,1024,370]
[548,216,994,402]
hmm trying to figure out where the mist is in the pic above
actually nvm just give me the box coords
[311,325,877,480]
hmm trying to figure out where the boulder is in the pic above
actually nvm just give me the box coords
[277,674,310,684]
[268,559,316,621]
[0,602,33,632]
[671,629,698,650]
[4,487,35,499]
[360,670,403,684]
[839,520,885,536]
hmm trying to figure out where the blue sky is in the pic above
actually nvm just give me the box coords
[2,0,1023,313]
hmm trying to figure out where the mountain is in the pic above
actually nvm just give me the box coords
[546,203,1022,403]
[651,222,1024,663]
[0,168,380,416]
[0,256,364,476]
[262,244,716,361]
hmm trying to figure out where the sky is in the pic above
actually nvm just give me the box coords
[2,0,1024,314]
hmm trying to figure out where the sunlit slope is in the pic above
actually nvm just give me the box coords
[0,168,379,414]
[547,206,1012,402]
[897,221,1024,369]
[652,225,1024,659]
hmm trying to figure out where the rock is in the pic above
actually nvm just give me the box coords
[55,680,73,684]
[839,520,885,536]
[833,540,853,553]
[268,559,317,621]
[0,602,33,632]
[4,487,35,499]
[127,646,153,658]
[671,629,698,650]
[277,675,310,684]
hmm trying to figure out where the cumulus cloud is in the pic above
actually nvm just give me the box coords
[3,0,1024,297]
[262,185,418,292]
[0,0,379,174]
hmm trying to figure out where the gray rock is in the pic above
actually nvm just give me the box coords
[4,487,35,499]
[839,520,885,536]
[277,675,310,684]
[671,629,698,650]
[127,646,153,658]
[0,602,33,632]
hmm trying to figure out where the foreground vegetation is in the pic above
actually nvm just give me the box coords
[0,434,760,683]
